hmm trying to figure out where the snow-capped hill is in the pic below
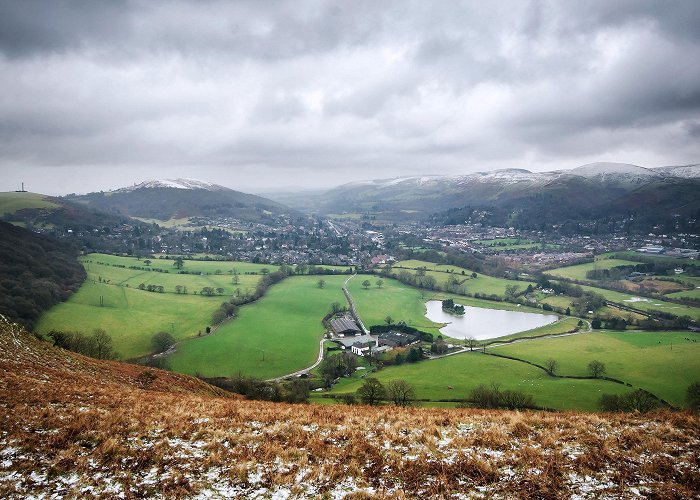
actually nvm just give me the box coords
[566,162,661,187]
[654,164,700,179]
[67,178,291,222]
[117,178,228,192]
[469,168,539,182]
[570,162,658,178]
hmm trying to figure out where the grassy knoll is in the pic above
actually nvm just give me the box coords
[317,352,629,411]
[167,275,446,379]
[490,331,700,407]
[393,260,535,296]
[0,192,58,215]
[545,258,640,281]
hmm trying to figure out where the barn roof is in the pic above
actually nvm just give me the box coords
[330,317,361,334]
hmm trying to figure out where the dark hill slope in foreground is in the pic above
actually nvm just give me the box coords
[0,221,85,328]
[1,319,698,498]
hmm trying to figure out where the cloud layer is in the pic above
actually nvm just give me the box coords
[1,0,699,194]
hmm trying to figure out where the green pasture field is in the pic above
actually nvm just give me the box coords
[85,253,282,275]
[393,260,535,296]
[83,259,260,297]
[38,254,285,359]
[538,294,574,309]
[483,316,581,344]
[346,276,444,334]
[538,294,647,321]
[132,216,192,228]
[36,280,222,359]
[490,331,700,407]
[38,254,354,361]
[570,283,700,320]
[317,351,630,411]
[167,276,347,379]
[667,288,700,300]
[167,275,446,379]
[545,258,641,281]
[0,192,59,215]
[667,276,700,299]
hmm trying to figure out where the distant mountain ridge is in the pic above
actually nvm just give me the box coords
[66,179,294,223]
[307,162,700,228]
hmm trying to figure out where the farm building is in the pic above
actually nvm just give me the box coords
[330,316,362,336]
[351,341,374,356]
[378,330,420,348]
[350,340,391,357]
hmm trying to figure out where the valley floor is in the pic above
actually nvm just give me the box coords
[1,319,699,498]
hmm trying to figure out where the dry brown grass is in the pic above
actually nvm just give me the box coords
[1,319,699,498]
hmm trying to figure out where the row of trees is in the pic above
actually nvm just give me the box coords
[352,378,416,406]
[47,328,119,360]
[599,389,659,413]
[351,378,536,409]
[210,265,295,326]
[209,375,311,404]
[541,358,606,378]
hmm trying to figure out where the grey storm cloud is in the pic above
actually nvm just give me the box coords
[0,0,699,195]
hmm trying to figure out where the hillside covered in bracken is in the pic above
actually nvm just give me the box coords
[1,317,698,498]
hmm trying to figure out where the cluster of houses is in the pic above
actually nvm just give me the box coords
[328,315,420,357]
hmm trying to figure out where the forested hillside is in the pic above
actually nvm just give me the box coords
[0,221,85,328]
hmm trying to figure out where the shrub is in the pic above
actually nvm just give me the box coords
[468,382,535,410]
[386,380,416,406]
[587,360,606,378]
[687,382,700,411]
[357,378,386,405]
[599,389,660,413]
[151,331,175,353]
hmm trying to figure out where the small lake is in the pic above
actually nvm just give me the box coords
[424,300,559,340]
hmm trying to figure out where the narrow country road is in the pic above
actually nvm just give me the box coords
[268,273,374,381]
[266,338,326,382]
[342,273,370,334]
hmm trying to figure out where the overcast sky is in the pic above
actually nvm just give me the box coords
[1,0,699,195]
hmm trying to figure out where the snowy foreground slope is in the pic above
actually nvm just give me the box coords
[1,319,698,499]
